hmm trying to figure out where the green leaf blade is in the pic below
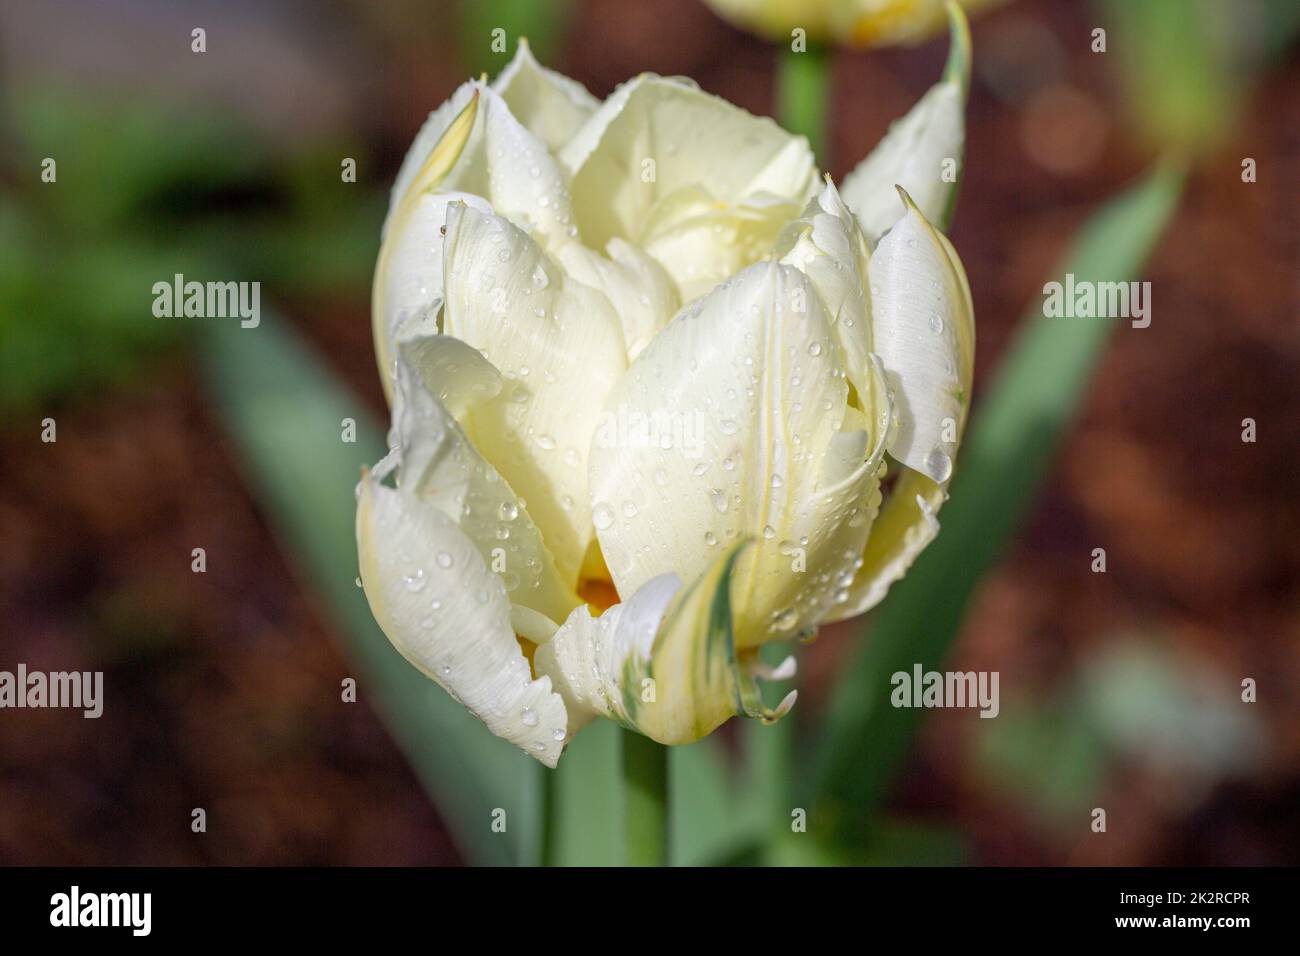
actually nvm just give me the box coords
[813,163,1185,836]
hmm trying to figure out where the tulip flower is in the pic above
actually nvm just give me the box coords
[703,0,1001,48]
[357,20,973,767]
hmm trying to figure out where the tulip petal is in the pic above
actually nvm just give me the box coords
[866,188,974,484]
[839,4,970,242]
[589,260,890,646]
[826,467,945,620]
[357,478,568,767]
[441,202,628,586]
[534,544,796,745]
[387,346,580,627]
[555,238,681,361]
[827,190,975,620]
[777,178,875,406]
[383,84,480,241]
[374,79,578,403]
[560,75,819,300]
[386,84,573,244]
[492,38,600,155]
[373,190,493,399]
[398,328,502,419]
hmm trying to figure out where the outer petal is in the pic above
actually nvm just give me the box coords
[839,4,970,242]
[827,467,944,620]
[441,202,627,586]
[374,81,579,402]
[559,75,819,301]
[492,38,600,155]
[387,345,580,630]
[588,261,890,646]
[828,191,974,621]
[534,545,796,745]
[383,84,479,241]
[357,479,568,766]
[384,83,574,244]
[374,189,492,397]
[866,188,973,484]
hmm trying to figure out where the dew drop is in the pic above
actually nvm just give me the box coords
[924,447,953,483]
[771,607,798,632]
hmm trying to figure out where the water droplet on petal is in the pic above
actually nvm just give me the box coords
[924,447,953,483]
[771,607,798,632]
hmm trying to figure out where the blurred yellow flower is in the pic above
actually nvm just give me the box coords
[705,0,1001,47]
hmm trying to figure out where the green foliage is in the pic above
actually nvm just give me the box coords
[456,0,572,74]
[0,92,380,412]
[200,316,542,866]
[812,164,1186,844]
[1100,0,1300,153]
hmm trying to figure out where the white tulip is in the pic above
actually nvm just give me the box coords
[357,35,973,765]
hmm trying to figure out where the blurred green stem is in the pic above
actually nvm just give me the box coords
[540,765,560,866]
[623,729,669,866]
[777,41,830,164]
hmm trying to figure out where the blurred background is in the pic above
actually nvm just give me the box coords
[1,0,1296,865]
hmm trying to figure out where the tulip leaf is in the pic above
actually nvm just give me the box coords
[199,315,543,866]
[811,163,1185,839]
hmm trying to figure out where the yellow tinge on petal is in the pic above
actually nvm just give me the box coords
[535,544,796,746]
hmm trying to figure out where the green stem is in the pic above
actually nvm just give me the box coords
[777,40,831,166]
[540,765,560,866]
[622,728,669,866]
